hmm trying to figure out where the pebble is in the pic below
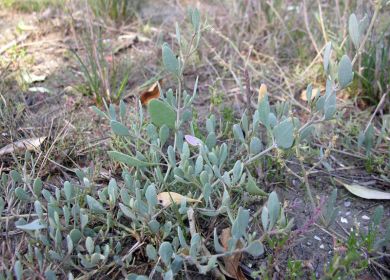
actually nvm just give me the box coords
[307,241,312,246]
[340,217,348,224]
[320,244,325,249]
[346,211,351,216]
[344,201,351,207]
[362,215,370,220]
[314,235,321,241]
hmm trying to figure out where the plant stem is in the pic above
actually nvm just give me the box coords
[244,143,276,165]
[295,145,316,211]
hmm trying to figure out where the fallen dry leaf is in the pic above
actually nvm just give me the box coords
[335,178,390,200]
[220,227,246,280]
[157,192,201,207]
[0,137,47,156]
[140,80,161,106]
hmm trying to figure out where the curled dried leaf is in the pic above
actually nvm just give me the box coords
[140,80,162,105]
[220,227,246,280]
[157,192,201,207]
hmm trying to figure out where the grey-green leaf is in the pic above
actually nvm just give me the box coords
[159,125,170,146]
[306,84,313,103]
[273,119,294,149]
[86,237,94,255]
[190,233,201,258]
[69,229,82,244]
[267,191,280,230]
[159,242,173,265]
[14,260,23,280]
[111,120,130,136]
[146,244,157,261]
[0,197,4,214]
[232,160,243,185]
[15,187,30,201]
[249,137,263,155]
[16,219,46,231]
[324,91,337,120]
[91,106,107,119]
[372,205,384,227]
[178,226,189,248]
[162,43,179,76]
[232,207,250,239]
[148,219,160,233]
[299,125,314,141]
[145,184,157,208]
[33,178,42,196]
[205,132,217,149]
[233,124,245,143]
[64,181,74,201]
[108,151,154,167]
[338,55,353,89]
[246,240,264,257]
[246,176,267,196]
[86,195,106,214]
[349,14,360,48]
[262,206,269,231]
[323,42,332,73]
[119,203,137,220]
[148,99,176,129]
[191,8,200,32]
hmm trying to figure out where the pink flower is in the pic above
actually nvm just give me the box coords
[184,135,202,147]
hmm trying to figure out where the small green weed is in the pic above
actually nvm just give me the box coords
[88,0,143,23]
[72,27,131,105]
[323,205,390,279]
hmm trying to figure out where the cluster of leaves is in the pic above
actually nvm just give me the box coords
[0,162,291,279]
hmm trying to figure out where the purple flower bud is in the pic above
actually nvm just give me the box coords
[184,135,202,147]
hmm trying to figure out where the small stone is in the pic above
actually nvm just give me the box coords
[362,215,370,220]
[344,201,351,207]
[340,217,348,224]
[320,244,325,249]
[346,211,351,216]
[307,242,312,246]
[314,235,321,241]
